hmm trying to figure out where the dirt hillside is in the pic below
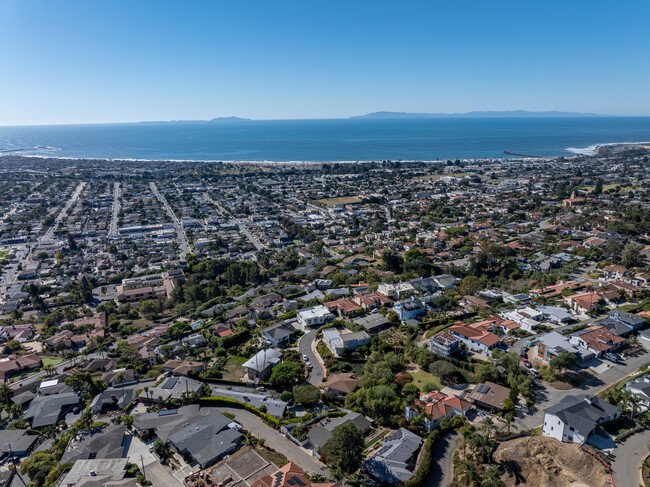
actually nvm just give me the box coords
[493,436,608,487]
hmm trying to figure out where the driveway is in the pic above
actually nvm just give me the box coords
[424,432,459,487]
[209,406,327,475]
[124,434,183,487]
[611,429,649,487]
[517,340,650,430]
[299,330,324,386]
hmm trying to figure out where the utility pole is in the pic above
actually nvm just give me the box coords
[140,454,147,482]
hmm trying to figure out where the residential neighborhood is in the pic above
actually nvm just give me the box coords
[0,152,649,486]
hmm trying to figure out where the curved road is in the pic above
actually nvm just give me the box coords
[611,429,649,487]
[298,330,324,386]
[424,432,459,487]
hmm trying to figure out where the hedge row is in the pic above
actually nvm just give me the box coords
[399,416,466,487]
[199,396,281,428]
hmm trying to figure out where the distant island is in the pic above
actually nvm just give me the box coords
[351,110,609,119]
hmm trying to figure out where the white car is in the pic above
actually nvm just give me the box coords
[529,368,540,378]
[302,354,309,361]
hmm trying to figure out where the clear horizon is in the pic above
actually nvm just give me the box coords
[1,1,650,125]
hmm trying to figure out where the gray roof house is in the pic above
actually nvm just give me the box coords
[24,391,81,428]
[90,386,138,413]
[542,395,621,445]
[305,412,373,455]
[60,424,126,464]
[242,349,282,381]
[261,322,296,347]
[139,376,204,403]
[364,428,422,482]
[167,411,242,468]
[61,458,130,487]
[0,429,39,457]
[624,375,650,407]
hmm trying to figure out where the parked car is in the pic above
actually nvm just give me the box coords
[603,352,619,363]
[529,368,540,378]
[521,358,532,368]
[519,348,528,357]
[256,386,266,391]
[477,411,488,420]
[302,354,309,361]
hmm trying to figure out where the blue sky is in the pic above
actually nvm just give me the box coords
[1,0,649,125]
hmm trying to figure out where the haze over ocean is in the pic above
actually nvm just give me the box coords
[1,117,650,162]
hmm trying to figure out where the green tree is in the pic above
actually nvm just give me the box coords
[458,275,484,296]
[20,451,58,487]
[292,385,321,408]
[269,361,303,387]
[621,243,643,269]
[322,422,365,473]
[549,351,577,374]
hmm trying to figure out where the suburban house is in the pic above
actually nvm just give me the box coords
[167,410,242,469]
[394,298,427,321]
[364,428,422,483]
[499,306,543,332]
[297,305,333,327]
[603,265,629,281]
[566,293,602,314]
[304,412,372,456]
[24,391,81,428]
[90,386,137,413]
[242,349,282,381]
[377,282,415,300]
[322,328,370,357]
[535,332,595,365]
[260,322,296,347]
[405,390,470,431]
[624,375,650,409]
[353,313,391,334]
[543,395,621,445]
[250,462,335,487]
[449,323,501,354]
[466,382,510,413]
[569,326,625,357]
[321,372,361,401]
[537,305,573,324]
[139,376,204,403]
[428,332,461,357]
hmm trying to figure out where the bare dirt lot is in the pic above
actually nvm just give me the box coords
[493,436,608,487]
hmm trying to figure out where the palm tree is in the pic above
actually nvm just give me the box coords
[481,467,504,487]
[619,390,633,418]
[456,459,479,487]
[459,425,476,458]
[481,417,496,438]
[628,393,641,420]
[43,364,55,376]
[502,413,518,437]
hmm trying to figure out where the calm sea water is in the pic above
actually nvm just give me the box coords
[1,117,650,162]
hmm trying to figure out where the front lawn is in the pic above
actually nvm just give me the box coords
[222,355,247,380]
[41,357,64,367]
[410,369,443,392]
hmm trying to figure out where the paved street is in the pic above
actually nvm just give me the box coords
[205,193,266,250]
[108,181,120,236]
[611,429,649,487]
[42,181,86,243]
[299,330,324,386]
[210,406,327,475]
[425,432,459,487]
[150,182,190,258]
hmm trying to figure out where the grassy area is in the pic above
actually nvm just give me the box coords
[417,172,471,181]
[425,324,452,338]
[364,429,389,449]
[256,447,288,467]
[410,369,443,392]
[313,196,362,206]
[222,356,247,380]
[41,357,64,367]
[583,184,638,193]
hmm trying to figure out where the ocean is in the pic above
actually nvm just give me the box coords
[1,117,650,162]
